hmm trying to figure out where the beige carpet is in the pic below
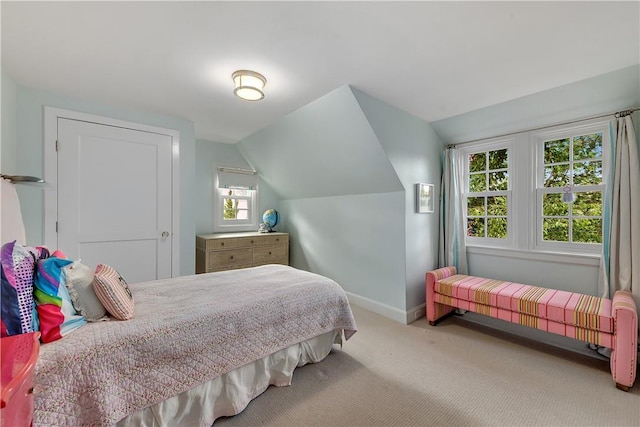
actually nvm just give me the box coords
[216,305,640,426]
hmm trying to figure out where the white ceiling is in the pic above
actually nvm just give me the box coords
[2,1,639,143]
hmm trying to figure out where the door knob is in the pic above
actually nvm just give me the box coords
[161,231,170,238]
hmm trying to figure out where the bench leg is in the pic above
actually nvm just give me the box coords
[616,383,630,392]
[428,310,456,326]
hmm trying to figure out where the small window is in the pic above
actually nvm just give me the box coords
[214,167,258,231]
[463,144,511,245]
[222,188,251,221]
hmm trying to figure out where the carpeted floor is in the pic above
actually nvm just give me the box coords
[216,305,640,426]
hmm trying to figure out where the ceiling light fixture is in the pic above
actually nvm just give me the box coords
[232,70,266,101]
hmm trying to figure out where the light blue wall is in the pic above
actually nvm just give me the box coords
[239,85,408,311]
[352,88,445,310]
[238,85,444,315]
[238,85,404,200]
[282,192,406,310]
[195,139,279,234]
[12,85,196,276]
[430,65,640,297]
[1,68,17,174]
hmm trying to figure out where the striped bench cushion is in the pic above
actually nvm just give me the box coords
[436,275,613,333]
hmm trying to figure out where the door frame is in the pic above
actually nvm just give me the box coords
[43,106,181,278]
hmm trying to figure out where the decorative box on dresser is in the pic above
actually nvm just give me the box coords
[196,232,289,273]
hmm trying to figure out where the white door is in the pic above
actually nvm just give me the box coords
[57,118,173,283]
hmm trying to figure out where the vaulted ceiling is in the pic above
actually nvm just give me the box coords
[2,1,638,143]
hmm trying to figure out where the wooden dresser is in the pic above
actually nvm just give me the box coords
[196,232,289,273]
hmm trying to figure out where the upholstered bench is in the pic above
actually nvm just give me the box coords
[426,266,638,391]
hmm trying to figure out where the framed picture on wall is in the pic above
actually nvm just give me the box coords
[416,183,434,213]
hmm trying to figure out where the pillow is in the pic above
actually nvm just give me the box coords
[1,241,49,337]
[93,264,134,320]
[64,261,107,321]
[34,256,87,343]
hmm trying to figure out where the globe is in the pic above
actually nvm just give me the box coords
[262,209,280,230]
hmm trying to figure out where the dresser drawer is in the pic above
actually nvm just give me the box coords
[204,238,239,250]
[208,248,252,269]
[236,236,266,247]
[264,234,288,246]
[253,245,288,265]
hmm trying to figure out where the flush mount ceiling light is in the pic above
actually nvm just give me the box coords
[232,70,266,101]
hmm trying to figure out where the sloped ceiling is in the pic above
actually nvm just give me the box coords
[238,85,403,200]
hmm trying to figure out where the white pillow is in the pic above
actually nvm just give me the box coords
[64,261,107,321]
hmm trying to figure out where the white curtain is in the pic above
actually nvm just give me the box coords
[599,113,640,324]
[439,147,468,274]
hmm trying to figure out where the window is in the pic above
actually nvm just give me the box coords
[460,119,609,257]
[535,127,606,252]
[221,188,252,221]
[214,167,258,231]
[462,141,512,247]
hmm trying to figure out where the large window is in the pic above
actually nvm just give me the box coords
[462,142,512,247]
[460,119,609,257]
[535,127,606,252]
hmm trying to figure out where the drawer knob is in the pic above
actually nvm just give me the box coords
[230,255,234,260]
[221,242,224,246]
[251,240,254,243]
[269,251,272,255]
[276,238,279,242]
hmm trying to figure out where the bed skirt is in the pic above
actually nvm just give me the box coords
[114,330,342,426]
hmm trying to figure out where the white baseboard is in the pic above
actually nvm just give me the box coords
[344,291,426,325]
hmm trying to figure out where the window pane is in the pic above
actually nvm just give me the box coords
[573,191,602,216]
[467,197,485,216]
[544,138,570,164]
[487,196,506,216]
[469,153,486,172]
[237,199,249,209]
[543,218,569,242]
[487,217,507,239]
[469,173,486,192]
[467,218,485,237]
[237,209,249,220]
[544,164,570,187]
[543,193,568,216]
[489,149,508,170]
[573,161,602,186]
[489,171,508,191]
[223,198,237,220]
[573,219,602,243]
[573,133,602,161]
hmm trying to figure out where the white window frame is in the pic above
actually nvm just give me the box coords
[460,138,515,249]
[214,186,258,232]
[460,118,610,263]
[532,121,610,254]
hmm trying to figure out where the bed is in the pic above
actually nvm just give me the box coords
[33,264,357,426]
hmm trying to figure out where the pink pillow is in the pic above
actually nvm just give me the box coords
[93,264,134,320]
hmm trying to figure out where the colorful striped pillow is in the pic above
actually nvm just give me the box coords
[93,264,134,320]
[34,256,87,343]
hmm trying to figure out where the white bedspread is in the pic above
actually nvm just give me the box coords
[34,265,357,426]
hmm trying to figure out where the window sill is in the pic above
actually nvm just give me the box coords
[466,245,600,267]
